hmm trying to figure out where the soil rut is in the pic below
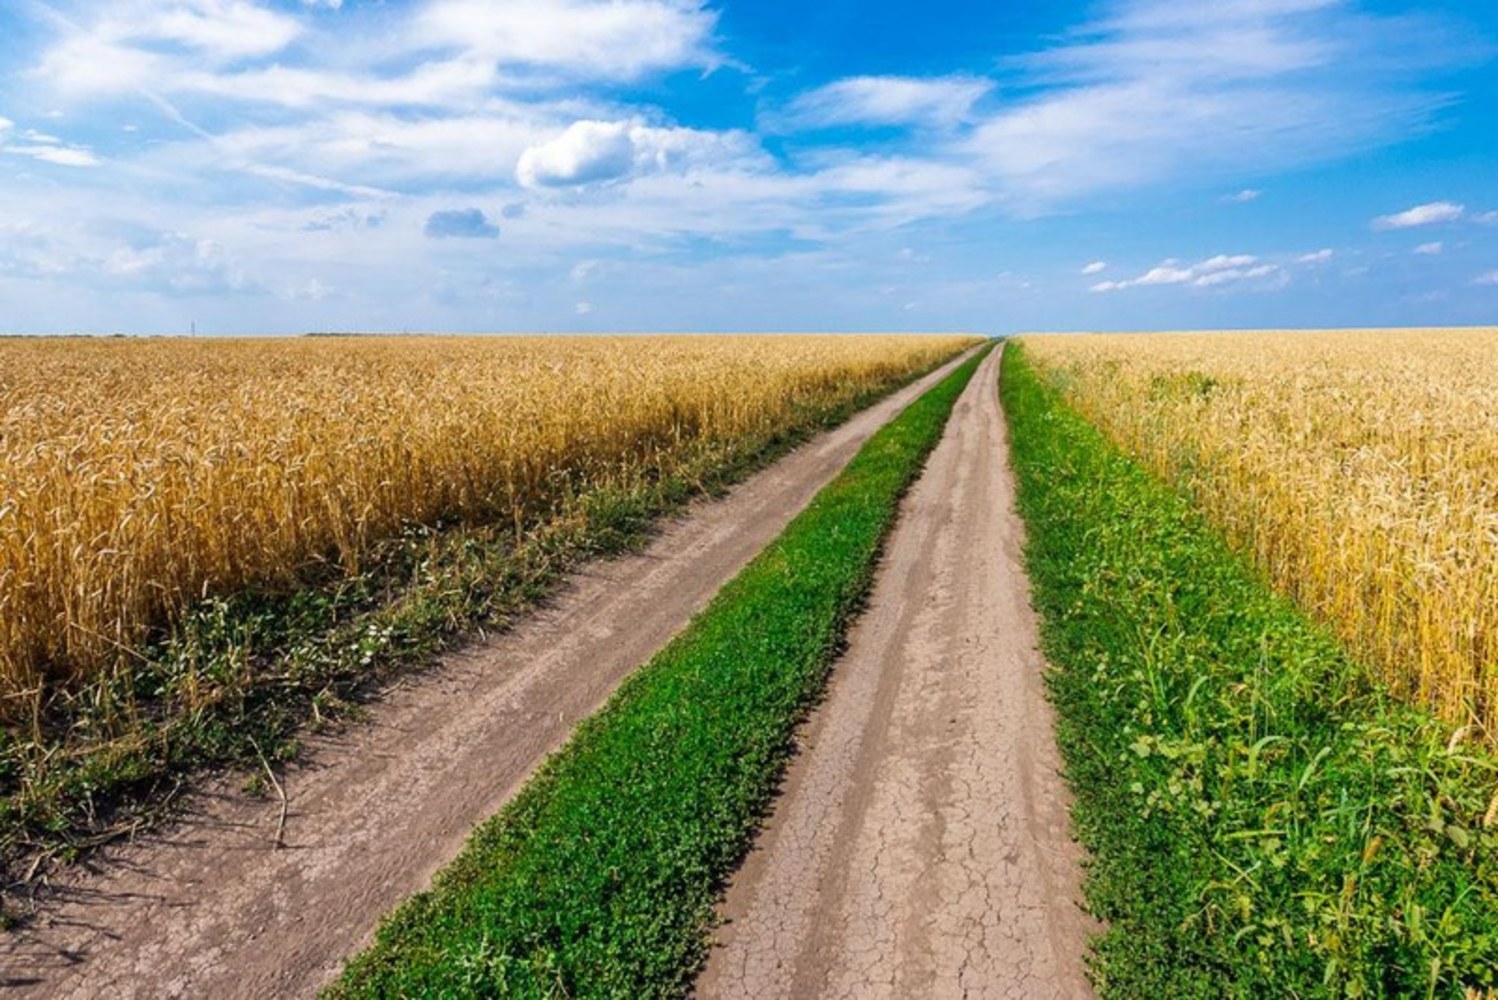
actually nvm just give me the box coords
[0,354,970,999]
[697,346,1096,999]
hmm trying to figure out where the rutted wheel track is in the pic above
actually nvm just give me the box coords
[0,353,972,999]
[698,346,1096,999]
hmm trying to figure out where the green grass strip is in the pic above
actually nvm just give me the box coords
[332,346,990,998]
[1001,341,1497,999]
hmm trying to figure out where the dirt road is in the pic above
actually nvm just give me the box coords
[697,347,1096,999]
[0,353,971,999]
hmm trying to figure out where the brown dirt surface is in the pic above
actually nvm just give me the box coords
[0,352,971,999]
[697,346,1098,999]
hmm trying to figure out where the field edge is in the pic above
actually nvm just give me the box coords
[1001,340,1497,997]
[1,341,977,908]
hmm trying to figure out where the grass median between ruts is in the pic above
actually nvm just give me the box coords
[1001,341,1497,998]
[332,346,990,998]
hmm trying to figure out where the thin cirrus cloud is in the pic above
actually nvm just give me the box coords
[772,76,993,131]
[1371,201,1465,229]
[1090,254,1280,292]
[956,0,1457,207]
[0,116,99,166]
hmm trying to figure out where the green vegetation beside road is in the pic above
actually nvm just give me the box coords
[1002,342,1497,998]
[331,347,988,997]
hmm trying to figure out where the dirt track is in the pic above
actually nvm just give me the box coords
[0,354,970,999]
[697,347,1096,999]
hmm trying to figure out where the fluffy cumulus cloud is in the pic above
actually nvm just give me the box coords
[776,76,992,130]
[424,209,500,239]
[1091,254,1281,292]
[515,120,760,188]
[1372,201,1465,229]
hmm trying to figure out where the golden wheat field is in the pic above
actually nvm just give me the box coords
[0,334,974,717]
[1022,328,1498,732]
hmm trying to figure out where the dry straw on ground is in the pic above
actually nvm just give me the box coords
[0,334,972,720]
[1022,328,1498,733]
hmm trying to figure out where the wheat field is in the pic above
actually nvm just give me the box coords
[1021,328,1498,733]
[0,334,974,718]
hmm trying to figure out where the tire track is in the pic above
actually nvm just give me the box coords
[0,353,973,1000]
[697,346,1096,1000]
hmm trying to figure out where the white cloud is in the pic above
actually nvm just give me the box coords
[1092,253,1279,291]
[6,145,100,167]
[0,117,99,166]
[960,0,1450,207]
[414,0,720,82]
[1475,271,1498,287]
[1414,241,1443,255]
[1371,201,1464,230]
[1225,188,1262,202]
[1081,261,1107,275]
[575,300,593,315]
[515,119,759,189]
[1297,248,1334,263]
[777,76,992,130]
[1475,211,1498,226]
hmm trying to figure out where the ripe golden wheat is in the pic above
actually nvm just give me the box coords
[0,334,974,717]
[1022,328,1498,732]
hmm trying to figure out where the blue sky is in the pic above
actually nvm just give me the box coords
[0,0,1495,334]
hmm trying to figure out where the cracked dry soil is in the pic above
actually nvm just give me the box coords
[698,346,1097,1000]
[0,354,972,1000]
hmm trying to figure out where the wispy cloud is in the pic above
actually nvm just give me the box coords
[959,0,1458,207]
[1081,260,1108,275]
[1371,201,1465,229]
[1091,253,1280,292]
[1414,241,1443,255]
[774,76,992,130]
[1225,188,1262,203]
[1297,248,1335,263]
[0,116,99,166]
[1476,271,1498,287]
